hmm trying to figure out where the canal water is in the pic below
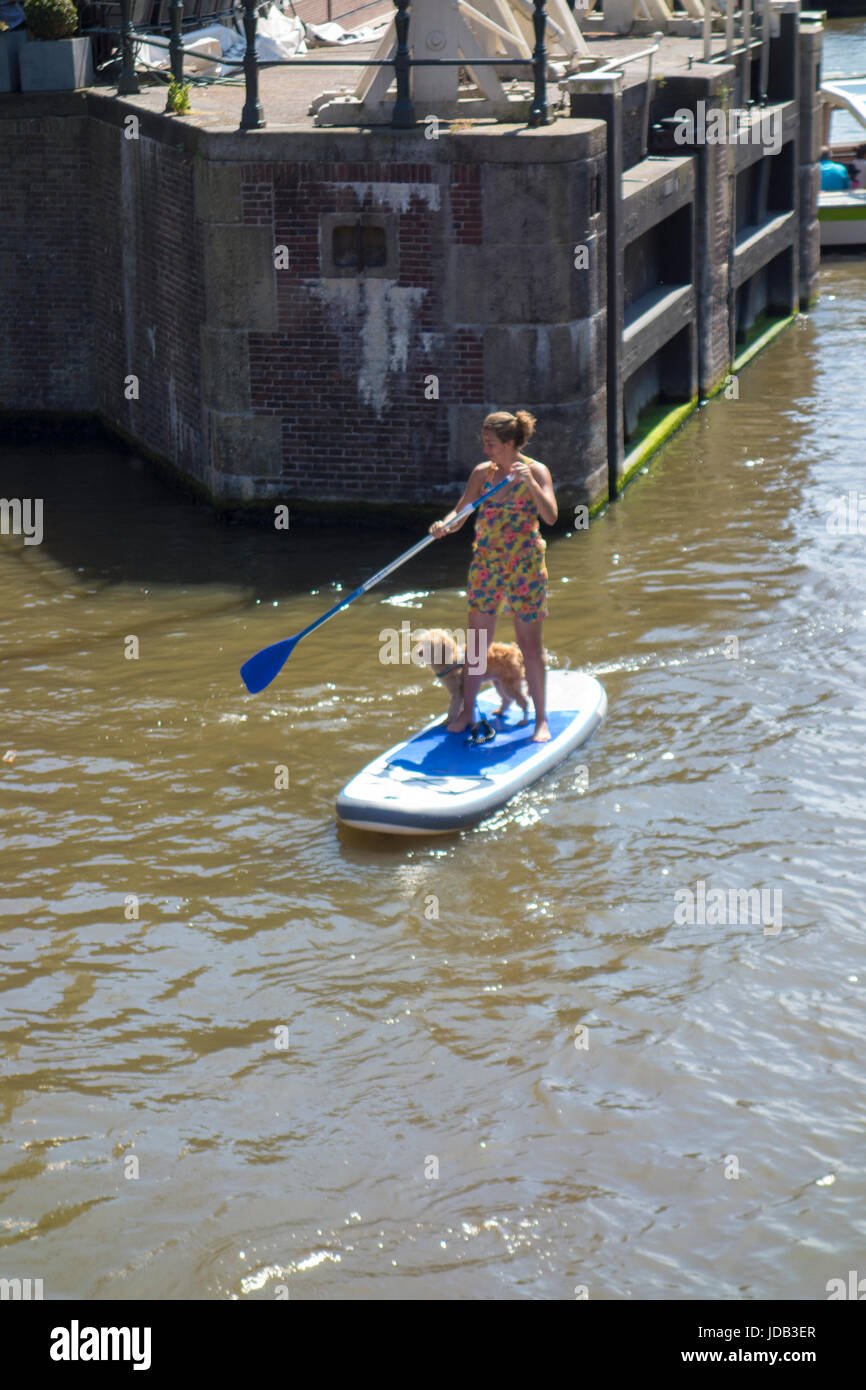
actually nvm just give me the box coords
[1,21,865,1303]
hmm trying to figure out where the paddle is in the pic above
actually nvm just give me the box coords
[240,472,514,694]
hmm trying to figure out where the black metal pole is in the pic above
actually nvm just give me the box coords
[529,0,548,128]
[118,0,141,95]
[168,0,184,85]
[240,0,265,130]
[391,0,415,129]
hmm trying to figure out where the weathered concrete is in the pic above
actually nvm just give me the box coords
[19,35,93,92]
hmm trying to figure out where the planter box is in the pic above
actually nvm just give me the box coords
[0,28,25,91]
[19,34,93,91]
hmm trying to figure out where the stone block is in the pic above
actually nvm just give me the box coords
[203,225,278,332]
[200,328,250,412]
[480,161,577,247]
[447,238,604,325]
[484,316,606,402]
[209,412,282,477]
[194,161,244,225]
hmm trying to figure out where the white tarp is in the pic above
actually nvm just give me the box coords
[134,5,306,76]
[305,15,392,47]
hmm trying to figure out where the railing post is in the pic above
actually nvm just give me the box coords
[168,0,184,85]
[391,0,415,129]
[529,0,548,128]
[118,0,141,95]
[641,39,660,161]
[759,0,770,103]
[240,0,265,129]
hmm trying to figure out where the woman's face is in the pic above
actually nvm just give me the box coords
[482,429,514,465]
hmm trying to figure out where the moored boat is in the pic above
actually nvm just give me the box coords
[820,76,866,249]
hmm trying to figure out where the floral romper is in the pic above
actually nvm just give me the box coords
[467,458,549,621]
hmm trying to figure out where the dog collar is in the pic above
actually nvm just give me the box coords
[434,661,464,681]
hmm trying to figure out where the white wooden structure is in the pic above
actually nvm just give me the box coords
[313,0,591,125]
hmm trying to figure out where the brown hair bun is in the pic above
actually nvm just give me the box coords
[482,410,537,448]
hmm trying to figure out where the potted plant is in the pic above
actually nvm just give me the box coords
[0,5,27,92]
[19,0,93,91]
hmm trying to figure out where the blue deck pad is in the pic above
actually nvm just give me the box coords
[387,708,577,777]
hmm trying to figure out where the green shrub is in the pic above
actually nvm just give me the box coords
[167,79,190,114]
[23,0,78,40]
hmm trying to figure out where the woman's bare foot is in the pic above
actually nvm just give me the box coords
[446,715,474,734]
[532,721,551,742]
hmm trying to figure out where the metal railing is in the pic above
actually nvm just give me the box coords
[595,38,661,164]
[102,0,553,130]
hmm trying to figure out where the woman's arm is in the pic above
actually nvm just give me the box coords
[513,459,558,526]
[430,464,488,537]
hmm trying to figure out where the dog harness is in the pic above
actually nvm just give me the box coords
[433,661,464,681]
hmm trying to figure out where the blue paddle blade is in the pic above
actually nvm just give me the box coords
[240,636,298,694]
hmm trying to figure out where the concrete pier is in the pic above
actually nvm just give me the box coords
[0,5,824,520]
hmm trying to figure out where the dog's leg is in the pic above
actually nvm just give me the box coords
[492,678,512,717]
[514,679,530,724]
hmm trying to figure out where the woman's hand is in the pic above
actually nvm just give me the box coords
[430,519,451,539]
[512,459,558,526]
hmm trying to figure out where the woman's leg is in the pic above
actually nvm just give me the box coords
[446,609,498,732]
[512,614,549,741]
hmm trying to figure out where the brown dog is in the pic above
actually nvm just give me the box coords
[414,628,530,726]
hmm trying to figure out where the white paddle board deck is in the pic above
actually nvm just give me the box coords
[336,670,607,834]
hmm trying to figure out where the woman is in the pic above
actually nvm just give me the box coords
[430,410,557,742]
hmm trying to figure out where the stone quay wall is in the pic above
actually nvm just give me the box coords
[0,5,823,518]
[0,96,608,514]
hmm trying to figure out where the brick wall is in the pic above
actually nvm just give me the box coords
[236,158,475,497]
[87,119,207,483]
[0,105,93,413]
[0,98,608,511]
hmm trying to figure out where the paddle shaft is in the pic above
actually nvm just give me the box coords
[240,472,515,692]
[282,473,514,649]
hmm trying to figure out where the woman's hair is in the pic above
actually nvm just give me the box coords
[482,410,536,448]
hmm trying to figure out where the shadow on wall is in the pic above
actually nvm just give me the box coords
[0,432,494,597]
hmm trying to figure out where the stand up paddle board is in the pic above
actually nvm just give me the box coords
[336,670,606,834]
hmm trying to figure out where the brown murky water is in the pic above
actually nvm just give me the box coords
[2,23,865,1301]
